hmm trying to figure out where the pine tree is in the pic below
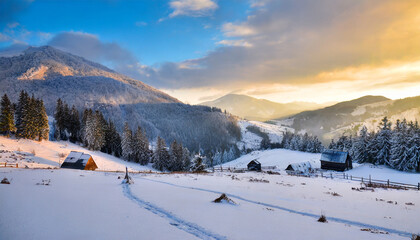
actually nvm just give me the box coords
[83,110,105,150]
[168,140,188,171]
[15,91,29,138]
[153,136,169,171]
[372,117,392,165]
[407,128,420,172]
[312,136,323,153]
[34,99,49,141]
[68,106,80,143]
[109,121,122,157]
[191,155,206,172]
[21,95,37,139]
[80,108,93,146]
[54,98,64,140]
[0,94,16,137]
[122,122,134,161]
[352,126,370,163]
[133,126,150,165]
[91,111,106,151]
[390,119,410,170]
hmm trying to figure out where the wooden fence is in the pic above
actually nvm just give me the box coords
[0,162,18,168]
[290,171,420,191]
[212,166,277,172]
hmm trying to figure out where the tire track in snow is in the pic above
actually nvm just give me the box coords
[122,184,227,240]
[138,177,413,238]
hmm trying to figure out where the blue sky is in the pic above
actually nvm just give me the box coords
[1,0,250,65]
[1,0,420,104]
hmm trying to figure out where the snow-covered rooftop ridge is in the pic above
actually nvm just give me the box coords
[64,151,91,164]
[286,161,313,172]
[320,150,348,163]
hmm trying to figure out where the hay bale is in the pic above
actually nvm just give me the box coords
[318,214,327,223]
[1,177,10,184]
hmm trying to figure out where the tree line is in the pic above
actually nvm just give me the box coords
[54,98,192,171]
[0,91,49,140]
[329,117,420,172]
[279,131,324,153]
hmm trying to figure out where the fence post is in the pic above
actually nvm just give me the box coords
[16,163,18,168]
[369,175,371,184]
[387,179,389,188]
[362,177,363,184]
[350,175,352,180]
[418,183,419,191]
[321,172,323,178]
[330,173,333,179]
[343,173,345,179]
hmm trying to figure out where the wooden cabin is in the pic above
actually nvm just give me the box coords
[285,161,313,174]
[61,151,98,171]
[320,150,352,171]
[247,160,261,171]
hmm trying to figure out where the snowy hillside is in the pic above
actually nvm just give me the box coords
[221,148,420,185]
[0,46,241,154]
[0,136,152,171]
[221,148,321,170]
[277,95,420,142]
[236,120,290,151]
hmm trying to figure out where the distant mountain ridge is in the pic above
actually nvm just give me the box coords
[0,46,179,107]
[278,95,420,143]
[0,46,240,154]
[200,94,331,121]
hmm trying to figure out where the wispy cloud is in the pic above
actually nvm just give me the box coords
[168,0,218,18]
[217,39,252,47]
[135,21,147,27]
[221,22,256,37]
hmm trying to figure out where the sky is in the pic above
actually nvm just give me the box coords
[1,0,420,104]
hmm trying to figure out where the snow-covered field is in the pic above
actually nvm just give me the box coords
[2,169,419,240]
[1,137,420,240]
[0,137,153,172]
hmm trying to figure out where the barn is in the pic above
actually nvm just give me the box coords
[247,160,261,171]
[320,150,352,171]
[61,151,98,171]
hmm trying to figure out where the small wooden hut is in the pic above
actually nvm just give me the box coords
[61,151,98,171]
[320,150,352,171]
[285,161,313,174]
[247,160,261,171]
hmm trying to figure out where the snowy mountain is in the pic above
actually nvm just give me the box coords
[200,94,331,121]
[0,46,179,107]
[278,95,420,142]
[0,46,240,153]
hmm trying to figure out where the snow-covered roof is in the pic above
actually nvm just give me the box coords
[63,151,92,166]
[286,161,313,172]
[320,150,348,163]
[248,159,261,165]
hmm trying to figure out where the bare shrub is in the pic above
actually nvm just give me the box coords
[31,149,36,156]
[318,214,327,223]
[249,177,269,183]
[58,152,66,158]
[213,193,236,204]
